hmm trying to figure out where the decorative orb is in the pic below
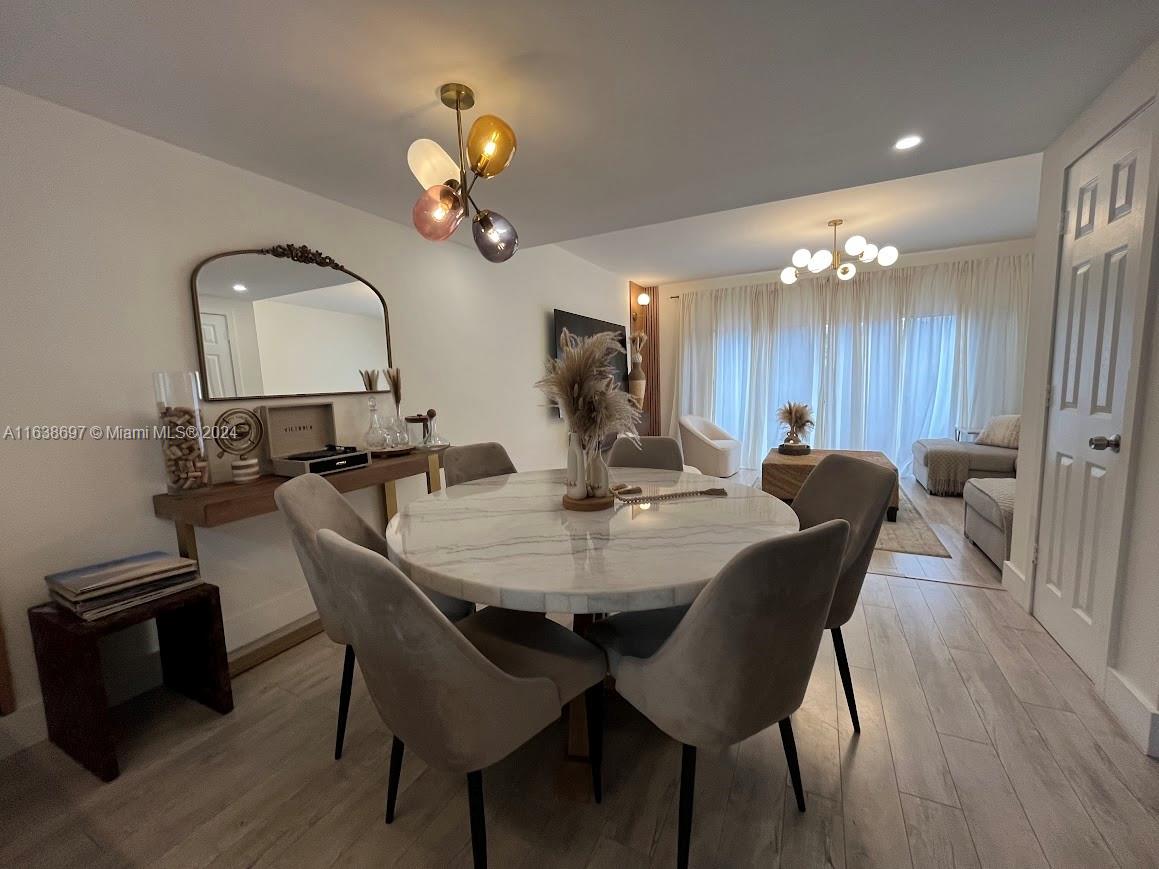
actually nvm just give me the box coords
[412,184,464,241]
[780,266,798,285]
[808,249,833,273]
[472,209,519,262]
[837,262,857,281]
[859,242,879,263]
[407,138,460,190]
[877,245,899,267]
[637,291,652,306]
[791,248,812,269]
[467,115,517,177]
[844,235,866,257]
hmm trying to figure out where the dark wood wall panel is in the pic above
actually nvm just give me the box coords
[629,282,661,436]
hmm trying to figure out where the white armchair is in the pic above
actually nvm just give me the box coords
[678,415,742,478]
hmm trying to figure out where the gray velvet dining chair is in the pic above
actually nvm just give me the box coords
[607,435,685,471]
[316,530,606,869]
[587,520,849,869]
[791,454,896,733]
[443,442,517,487]
[274,474,474,760]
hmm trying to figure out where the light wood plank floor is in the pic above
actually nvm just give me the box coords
[4,577,1158,868]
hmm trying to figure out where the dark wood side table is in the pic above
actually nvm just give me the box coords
[28,583,233,781]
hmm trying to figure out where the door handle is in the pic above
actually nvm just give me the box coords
[1089,434,1121,452]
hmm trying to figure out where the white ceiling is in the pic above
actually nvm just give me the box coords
[561,154,1043,284]
[1,1,1155,250]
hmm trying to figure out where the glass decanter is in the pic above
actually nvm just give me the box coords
[365,395,391,451]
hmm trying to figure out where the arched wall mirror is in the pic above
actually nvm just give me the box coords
[191,244,392,400]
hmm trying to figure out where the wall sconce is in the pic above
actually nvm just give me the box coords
[632,290,651,322]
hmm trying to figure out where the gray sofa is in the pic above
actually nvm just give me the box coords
[912,438,1017,496]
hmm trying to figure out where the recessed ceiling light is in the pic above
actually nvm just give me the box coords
[894,134,923,151]
[232,283,248,292]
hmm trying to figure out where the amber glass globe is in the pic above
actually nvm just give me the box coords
[467,115,517,177]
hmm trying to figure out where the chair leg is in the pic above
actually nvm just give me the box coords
[335,644,356,759]
[384,736,404,823]
[832,627,860,734]
[779,717,806,812]
[585,684,604,803]
[678,744,697,869]
[467,770,487,869]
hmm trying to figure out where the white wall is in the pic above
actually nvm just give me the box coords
[655,239,1036,439]
[0,85,626,755]
[252,299,385,396]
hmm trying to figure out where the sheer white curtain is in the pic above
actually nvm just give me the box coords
[667,253,1032,473]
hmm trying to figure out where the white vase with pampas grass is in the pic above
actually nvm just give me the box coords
[537,329,640,507]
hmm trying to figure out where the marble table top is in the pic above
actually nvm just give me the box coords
[385,468,799,614]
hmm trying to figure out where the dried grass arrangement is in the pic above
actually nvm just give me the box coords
[536,329,641,451]
[358,369,380,391]
[777,401,814,454]
[383,367,402,412]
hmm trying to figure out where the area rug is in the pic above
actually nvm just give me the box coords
[876,490,951,558]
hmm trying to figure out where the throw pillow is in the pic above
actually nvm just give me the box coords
[977,414,1021,449]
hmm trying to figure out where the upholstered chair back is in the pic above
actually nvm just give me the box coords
[443,442,518,487]
[791,454,895,628]
[275,474,471,643]
[612,520,848,748]
[274,474,393,645]
[607,436,685,471]
[316,530,559,773]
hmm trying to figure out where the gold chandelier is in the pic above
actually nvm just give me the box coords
[407,83,519,262]
[779,218,899,284]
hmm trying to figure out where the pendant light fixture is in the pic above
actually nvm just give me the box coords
[779,219,899,285]
[407,83,519,263]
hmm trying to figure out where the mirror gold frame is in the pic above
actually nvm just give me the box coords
[190,243,393,401]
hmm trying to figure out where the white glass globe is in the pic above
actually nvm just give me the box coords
[877,245,899,267]
[780,266,798,285]
[837,262,856,281]
[791,248,811,269]
[859,242,879,263]
[808,249,833,273]
[844,235,866,257]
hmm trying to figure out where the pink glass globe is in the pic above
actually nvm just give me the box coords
[412,184,464,241]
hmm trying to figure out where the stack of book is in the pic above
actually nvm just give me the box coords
[46,552,202,621]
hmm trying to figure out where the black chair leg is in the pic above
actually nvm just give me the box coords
[335,644,356,759]
[467,770,487,869]
[832,627,860,734]
[384,736,404,823]
[585,684,604,803]
[677,744,697,869]
[779,717,806,812]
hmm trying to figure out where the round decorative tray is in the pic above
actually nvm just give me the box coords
[371,446,416,457]
[562,494,615,512]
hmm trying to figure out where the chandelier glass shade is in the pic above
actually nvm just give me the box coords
[779,219,899,285]
[408,83,519,262]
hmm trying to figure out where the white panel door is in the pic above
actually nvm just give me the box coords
[199,312,239,399]
[1034,102,1154,681]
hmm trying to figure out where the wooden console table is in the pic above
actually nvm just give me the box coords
[152,451,443,674]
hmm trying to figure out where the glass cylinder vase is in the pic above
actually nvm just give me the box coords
[155,371,210,493]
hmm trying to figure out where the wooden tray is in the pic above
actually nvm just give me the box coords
[562,494,615,512]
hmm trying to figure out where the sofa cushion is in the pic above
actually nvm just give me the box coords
[913,438,1017,473]
[977,414,1021,449]
[964,477,1016,527]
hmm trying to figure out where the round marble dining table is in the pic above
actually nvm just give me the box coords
[384,468,800,614]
